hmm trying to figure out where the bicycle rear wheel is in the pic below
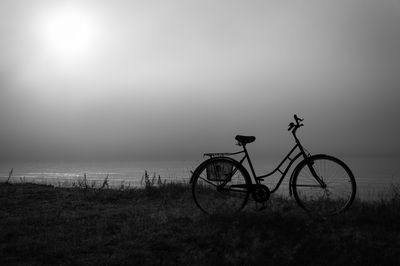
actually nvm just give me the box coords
[292,154,356,217]
[192,157,251,215]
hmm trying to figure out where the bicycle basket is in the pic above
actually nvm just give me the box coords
[206,162,234,181]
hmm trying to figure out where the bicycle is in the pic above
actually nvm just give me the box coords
[190,115,356,218]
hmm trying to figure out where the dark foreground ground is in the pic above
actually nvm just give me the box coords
[1,182,400,266]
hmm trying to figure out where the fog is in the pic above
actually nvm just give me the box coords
[0,0,399,161]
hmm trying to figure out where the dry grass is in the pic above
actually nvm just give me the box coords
[0,182,400,265]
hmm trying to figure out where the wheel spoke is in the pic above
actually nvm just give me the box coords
[192,158,250,215]
[293,155,356,217]
[295,184,323,187]
[198,175,218,188]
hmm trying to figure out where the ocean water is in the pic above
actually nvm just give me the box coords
[0,160,198,188]
[0,156,399,200]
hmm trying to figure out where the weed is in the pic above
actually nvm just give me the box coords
[19,176,26,183]
[6,168,13,184]
[99,174,109,189]
[141,170,166,190]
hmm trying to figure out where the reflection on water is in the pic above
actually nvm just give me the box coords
[0,156,399,200]
[0,160,198,188]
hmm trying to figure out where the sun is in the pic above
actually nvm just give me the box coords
[34,4,100,65]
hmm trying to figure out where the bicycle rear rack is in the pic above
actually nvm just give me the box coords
[203,151,244,158]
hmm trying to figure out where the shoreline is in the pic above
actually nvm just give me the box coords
[1,155,399,201]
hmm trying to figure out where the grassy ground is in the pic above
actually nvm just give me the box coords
[1,182,400,266]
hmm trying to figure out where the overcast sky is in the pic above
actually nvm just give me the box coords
[0,0,399,161]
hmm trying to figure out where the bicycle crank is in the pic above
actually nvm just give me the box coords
[251,184,270,203]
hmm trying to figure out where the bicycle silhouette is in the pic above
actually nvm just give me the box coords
[190,115,356,218]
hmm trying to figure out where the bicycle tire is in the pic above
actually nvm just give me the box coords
[292,154,356,217]
[191,157,251,215]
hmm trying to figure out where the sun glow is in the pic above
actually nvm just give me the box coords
[33,4,101,65]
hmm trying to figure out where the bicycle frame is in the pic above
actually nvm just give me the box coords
[204,126,326,194]
[240,144,302,193]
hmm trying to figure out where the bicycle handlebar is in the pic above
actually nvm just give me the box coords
[294,114,303,123]
[288,114,304,132]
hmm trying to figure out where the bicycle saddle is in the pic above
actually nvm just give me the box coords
[235,135,256,145]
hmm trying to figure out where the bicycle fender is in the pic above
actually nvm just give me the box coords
[288,154,328,196]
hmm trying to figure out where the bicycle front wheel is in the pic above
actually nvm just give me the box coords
[292,154,356,217]
[192,157,251,215]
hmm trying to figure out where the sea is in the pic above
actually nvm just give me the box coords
[0,156,399,201]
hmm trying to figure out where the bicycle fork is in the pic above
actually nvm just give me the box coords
[305,160,327,188]
[297,140,327,189]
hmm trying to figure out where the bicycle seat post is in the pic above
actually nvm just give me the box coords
[242,144,257,180]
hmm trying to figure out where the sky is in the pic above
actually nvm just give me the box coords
[0,0,399,161]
